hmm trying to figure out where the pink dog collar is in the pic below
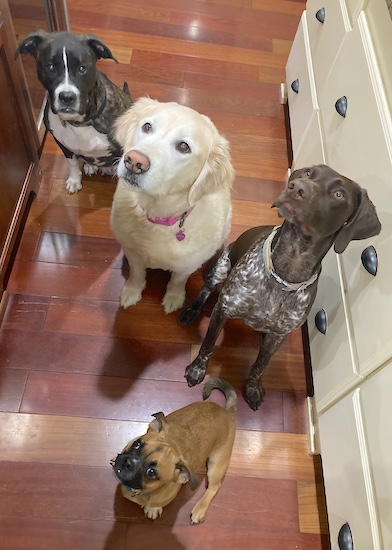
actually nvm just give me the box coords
[145,206,194,241]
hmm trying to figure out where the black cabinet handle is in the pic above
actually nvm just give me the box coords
[291,79,299,93]
[361,245,378,276]
[335,96,347,117]
[338,523,353,550]
[316,8,325,23]
[315,309,327,335]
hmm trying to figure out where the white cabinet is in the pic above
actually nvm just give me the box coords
[285,1,392,548]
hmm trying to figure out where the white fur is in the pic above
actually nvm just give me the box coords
[48,110,111,193]
[53,48,81,115]
[111,97,234,314]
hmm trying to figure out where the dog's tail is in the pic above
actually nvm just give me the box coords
[202,377,237,415]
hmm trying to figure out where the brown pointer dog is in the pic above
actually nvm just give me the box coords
[180,165,382,410]
[111,378,236,523]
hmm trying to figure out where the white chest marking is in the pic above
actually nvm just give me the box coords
[48,109,111,159]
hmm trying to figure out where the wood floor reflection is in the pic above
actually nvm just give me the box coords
[0,0,330,548]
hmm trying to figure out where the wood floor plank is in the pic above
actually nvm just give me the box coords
[131,49,260,81]
[0,330,191,380]
[70,27,290,69]
[19,372,287,432]
[0,412,313,480]
[0,517,127,550]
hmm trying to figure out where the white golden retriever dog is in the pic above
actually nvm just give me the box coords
[111,97,234,314]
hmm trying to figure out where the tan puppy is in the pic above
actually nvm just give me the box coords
[111,97,234,314]
[111,378,237,523]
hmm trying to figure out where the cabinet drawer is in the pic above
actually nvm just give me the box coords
[306,0,351,90]
[319,15,392,375]
[291,110,327,169]
[308,249,361,412]
[318,388,380,549]
[286,11,318,162]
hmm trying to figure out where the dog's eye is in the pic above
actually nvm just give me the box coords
[146,467,157,479]
[304,169,311,177]
[132,439,143,450]
[334,190,345,200]
[78,65,87,75]
[176,141,191,154]
[142,122,152,133]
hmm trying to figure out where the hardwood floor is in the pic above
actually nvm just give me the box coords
[0,0,330,548]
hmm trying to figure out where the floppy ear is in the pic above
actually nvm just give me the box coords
[80,33,119,63]
[114,97,155,148]
[148,412,167,433]
[334,188,381,253]
[15,29,47,59]
[188,118,234,205]
[175,459,200,490]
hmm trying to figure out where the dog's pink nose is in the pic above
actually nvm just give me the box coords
[124,150,150,174]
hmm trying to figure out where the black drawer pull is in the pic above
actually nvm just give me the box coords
[361,245,378,276]
[315,309,327,335]
[335,96,347,117]
[316,8,325,23]
[291,79,299,93]
[338,522,353,550]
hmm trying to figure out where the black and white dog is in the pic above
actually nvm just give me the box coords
[16,30,132,193]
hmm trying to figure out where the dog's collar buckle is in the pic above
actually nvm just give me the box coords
[263,225,319,292]
[145,206,194,241]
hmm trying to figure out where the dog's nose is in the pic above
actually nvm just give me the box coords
[58,91,77,105]
[124,150,150,174]
[288,179,306,199]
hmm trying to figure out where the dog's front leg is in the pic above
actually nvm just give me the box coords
[245,332,287,410]
[120,251,146,308]
[162,271,190,314]
[185,303,228,386]
[65,155,83,194]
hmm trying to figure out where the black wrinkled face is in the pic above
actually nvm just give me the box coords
[36,35,98,119]
[111,438,160,490]
[273,165,360,237]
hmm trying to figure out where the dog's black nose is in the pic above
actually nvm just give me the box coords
[124,150,150,174]
[59,90,77,105]
[288,179,306,199]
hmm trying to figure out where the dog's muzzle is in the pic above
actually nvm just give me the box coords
[111,453,144,489]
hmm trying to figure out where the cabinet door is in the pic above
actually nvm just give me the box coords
[286,12,318,162]
[0,6,39,292]
[361,361,392,548]
[318,389,379,549]
[318,14,392,376]
[308,249,361,412]
[306,0,351,90]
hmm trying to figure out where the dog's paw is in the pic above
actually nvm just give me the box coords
[184,357,208,387]
[244,381,265,411]
[84,163,99,176]
[120,282,143,309]
[144,506,163,520]
[99,166,113,176]
[162,289,185,314]
[65,177,82,194]
[191,501,207,524]
[178,305,201,326]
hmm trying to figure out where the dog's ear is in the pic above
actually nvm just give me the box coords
[175,459,200,490]
[81,34,119,63]
[149,412,167,433]
[15,29,47,59]
[334,188,381,253]
[188,118,235,205]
